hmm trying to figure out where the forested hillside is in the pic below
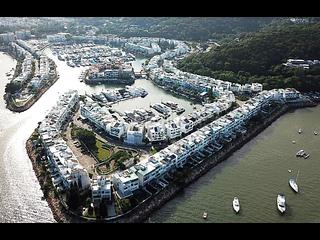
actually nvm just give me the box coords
[177,23,320,91]
[93,17,279,41]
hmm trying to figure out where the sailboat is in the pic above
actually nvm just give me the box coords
[289,170,299,193]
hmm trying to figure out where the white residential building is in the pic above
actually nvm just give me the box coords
[146,123,166,142]
[46,139,91,191]
[165,120,181,140]
[91,176,112,202]
[112,168,140,198]
[109,121,127,139]
[125,123,144,145]
[179,116,194,134]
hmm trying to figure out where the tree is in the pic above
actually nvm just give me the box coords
[99,200,108,218]
[75,128,97,150]
[66,182,81,211]
[5,82,22,94]
[119,198,131,213]
[177,22,320,91]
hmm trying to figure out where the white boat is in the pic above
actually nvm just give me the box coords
[314,131,318,135]
[277,194,286,213]
[296,149,305,157]
[203,212,208,219]
[233,197,240,213]
[289,178,299,193]
[288,169,292,173]
[289,170,300,193]
[298,128,302,134]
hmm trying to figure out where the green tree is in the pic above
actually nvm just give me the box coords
[75,128,97,150]
[99,200,108,218]
[66,182,81,210]
[5,82,22,94]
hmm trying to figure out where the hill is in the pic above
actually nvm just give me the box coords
[89,17,279,42]
[177,23,320,91]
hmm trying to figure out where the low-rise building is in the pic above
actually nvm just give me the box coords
[146,122,166,142]
[125,123,144,145]
[91,176,112,203]
[165,120,181,140]
[112,168,140,198]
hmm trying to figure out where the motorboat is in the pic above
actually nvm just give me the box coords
[314,131,318,135]
[203,212,208,219]
[298,128,302,134]
[176,107,185,115]
[288,169,292,173]
[233,197,240,213]
[296,149,305,157]
[277,194,286,213]
[289,178,299,193]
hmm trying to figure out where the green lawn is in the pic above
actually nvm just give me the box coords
[95,140,111,162]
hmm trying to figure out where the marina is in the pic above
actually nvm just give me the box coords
[0,25,319,221]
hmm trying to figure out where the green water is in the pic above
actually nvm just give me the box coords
[150,106,320,222]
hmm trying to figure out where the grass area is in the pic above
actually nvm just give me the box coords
[150,146,157,155]
[95,139,111,162]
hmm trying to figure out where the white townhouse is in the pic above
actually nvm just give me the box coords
[165,120,181,140]
[46,139,91,191]
[146,122,166,142]
[109,121,127,139]
[178,116,194,134]
[112,168,140,198]
[91,176,112,203]
[251,83,263,92]
[125,123,144,145]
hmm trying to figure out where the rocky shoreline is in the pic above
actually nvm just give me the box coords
[26,132,72,223]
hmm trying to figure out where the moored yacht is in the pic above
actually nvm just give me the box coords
[203,212,208,219]
[277,194,286,213]
[289,178,299,193]
[233,197,240,213]
[296,149,305,157]
[298,128,302,134]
